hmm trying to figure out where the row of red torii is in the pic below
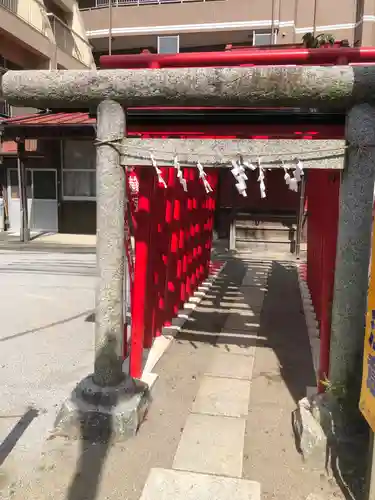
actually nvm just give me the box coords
[1,65,374,439]
[123,138,342,379]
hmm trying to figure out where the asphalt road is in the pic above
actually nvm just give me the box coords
[0,250,96,492]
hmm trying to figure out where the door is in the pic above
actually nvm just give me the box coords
[7,168,58,234]
[29,169,58,233]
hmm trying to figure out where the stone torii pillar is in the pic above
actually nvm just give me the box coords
[329,104,375,393]
[56,99,149,440]
[2,66,375,441]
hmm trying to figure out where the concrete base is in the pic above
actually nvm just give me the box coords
[53,374,150,442]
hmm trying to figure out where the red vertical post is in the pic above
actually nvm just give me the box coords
[306,171,324,320]
[129,167,154,379]
[176,170,188,310]
[197,184,206,283]
[123,168,138,360]
[153,166,171,336]
[203,169,218,279]
[143,170,157,349]
[163,167,180,327]
[306,170,340,393]
[318,171,340,392]
[190,170,199,294]
[181,167,190,304]
[185,168,196,300]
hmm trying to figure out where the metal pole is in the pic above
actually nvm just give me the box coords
[229,209,236,251]
[295,173,306,259]
[271,0,276,44]
[94,99,126,387]
[108,0,112,56]
[16,140,29,243]
[313,0,318,37]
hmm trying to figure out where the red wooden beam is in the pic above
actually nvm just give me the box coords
[100,47,375,69]
[128,124,344,140]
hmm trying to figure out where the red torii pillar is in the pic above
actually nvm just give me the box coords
[306,169,340,391]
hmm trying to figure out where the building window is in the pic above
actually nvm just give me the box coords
[253,30,277,46]
[63,140,96,200]
[157,35,179,54]
[33,170,57,200]
[9,169,32,199]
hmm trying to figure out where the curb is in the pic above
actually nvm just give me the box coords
[296,262,320,388]
[0,243,96,254]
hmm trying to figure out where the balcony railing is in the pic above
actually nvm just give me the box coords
[48,13,93,65]
[0,100,12,118]
[81,0,219,8]
[0,0,93,66]
[0,0,51,36]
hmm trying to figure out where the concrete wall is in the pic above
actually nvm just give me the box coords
[81,0,369,49]
[0,0,94,70]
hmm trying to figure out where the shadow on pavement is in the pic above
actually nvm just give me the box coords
[66,431,112,500]
[260,260,316,403]
[0,310,93,343]
[0,407,39,467]
[175,256,316,403]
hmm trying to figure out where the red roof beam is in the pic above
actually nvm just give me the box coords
[100,47,375,70]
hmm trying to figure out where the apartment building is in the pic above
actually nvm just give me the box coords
[0,0,95,234]
[0,0,95,116]
[78,0,373,61]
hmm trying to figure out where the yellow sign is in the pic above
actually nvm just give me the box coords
[360,227,375,431]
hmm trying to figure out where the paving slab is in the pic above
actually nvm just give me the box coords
[224,311,261,331]
[205,352,255,380]
[241,286,266,303]
[173,413,246,478]
[215,335,258,356]
[242,260,344,500]
[192,376,251,417]
[242,268,271,287]
[140,468,261,500]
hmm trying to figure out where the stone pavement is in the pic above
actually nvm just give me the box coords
[1,252,344,500]
[139,255,342,500]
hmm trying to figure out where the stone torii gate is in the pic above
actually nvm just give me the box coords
[2,66,375,440]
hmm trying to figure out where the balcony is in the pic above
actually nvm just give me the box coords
[50,0,76,13]
[48,13,95,68]
[0,0,53,43]
[80,0,259,48]
[0,0,94,68]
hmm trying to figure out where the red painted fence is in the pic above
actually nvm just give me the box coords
[126,166,218,378]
